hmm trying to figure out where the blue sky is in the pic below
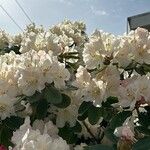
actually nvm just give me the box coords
[0,0,150,35]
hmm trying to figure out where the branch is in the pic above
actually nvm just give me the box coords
[82,121,99,144]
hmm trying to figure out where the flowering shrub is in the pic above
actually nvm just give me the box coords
[0,20,150,150]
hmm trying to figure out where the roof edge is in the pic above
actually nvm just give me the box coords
[127,12,150,21]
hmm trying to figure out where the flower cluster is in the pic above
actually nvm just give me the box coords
[0,49,70,119]
[0,21,150,150]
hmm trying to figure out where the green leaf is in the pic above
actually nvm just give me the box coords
[78,101,92,115]
[10,45,21,54]
[54,94,71,108]
[101,107,115,121]
[36,99,48,119]
[64,55,80,59]
[58,124,78,144]
[135,65,146,75]
[106,96,118,104]
[88,105,102,125]
[3,116,24,130]
[102,97,118,107]
[110,111,132,129]
[1,116,24,147]
[44,86,62,104]
[143,63,150,73]
[124,61,136,71]
[105,128,118,143]
[135,126,150,136]
[65,52,79,55]
[84,144,114,150]
[0,127,14,148]
[71,121,82,133]
[78,101,93,121]
[138,112,150,127]
[78,111,88,121]
[27,91,43,103]
[132,137,150,150]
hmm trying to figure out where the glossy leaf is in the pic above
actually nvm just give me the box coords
[54,94,71,108]
[44,86,62,104]
[84,144,114,150]
[132,137,150,150]
[110,111,132,129]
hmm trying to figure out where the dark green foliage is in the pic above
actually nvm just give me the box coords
[54,93,71,108]
[78,101,102,125]
[109,111,132,130]
[84,144,114,150]
[0,116,24,148]
[132,137,150,150]
[58,122,82,144]
[44,86,62,104]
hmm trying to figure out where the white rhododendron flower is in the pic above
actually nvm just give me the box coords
[0,65,20,97]
[51,62,70,89]
[114,27,150,67]
[130,27,150,64]
[0,94,17,120]
[59,34,74,48]
[11,117,69,150]
[0,30,9,49]
[119,74,150,107]
[32,119,59,138]
[113,37,133,68]
[25,23,44,34]
[18,20,87,56]
[73,66,106,105]
[45,32,61,55]
[83,31,105,69]
[50,20,87,47]
[83,30,119,69]
[96,65,120,98]
[0,49,70,97]
[10,34,22,46]
[17,67,45,96]
[20,32,36,53]
[56,104,78,128]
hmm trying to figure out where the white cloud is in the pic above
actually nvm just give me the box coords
[90,6,108,16]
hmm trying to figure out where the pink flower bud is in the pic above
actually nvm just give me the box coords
[114,126,134,141]
[0,145,7,150]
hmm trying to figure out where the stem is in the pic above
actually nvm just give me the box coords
[82,121,99,144]
[98,128,104,143]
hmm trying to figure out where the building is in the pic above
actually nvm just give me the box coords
[127,12,150,33]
